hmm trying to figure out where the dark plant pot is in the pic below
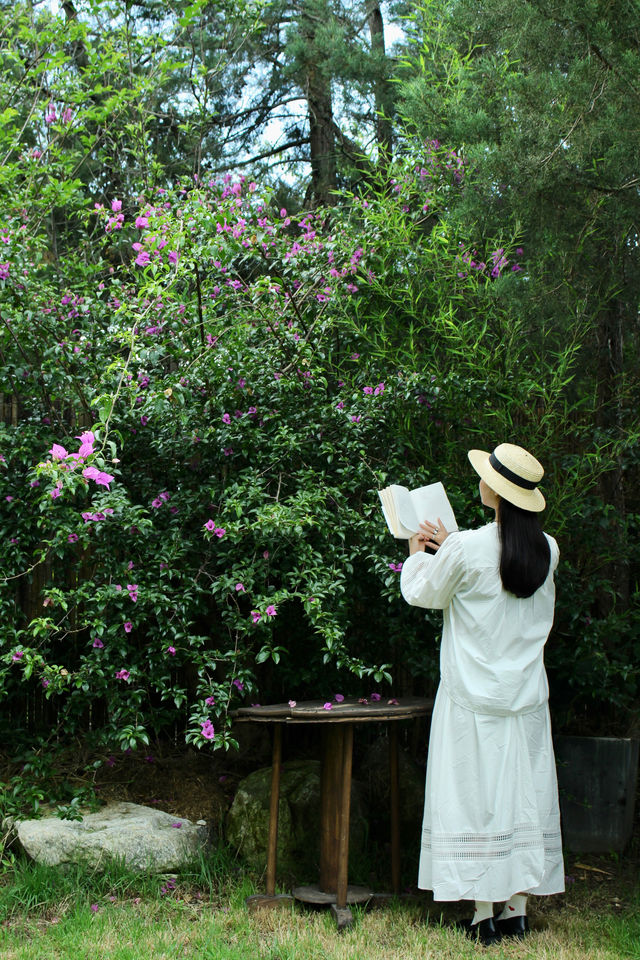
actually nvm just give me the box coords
[554,735,639,853]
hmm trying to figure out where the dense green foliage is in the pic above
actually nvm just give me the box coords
[0,0,638,814]
[397,0,640,728]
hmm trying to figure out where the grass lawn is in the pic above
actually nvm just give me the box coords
[0,852,638,960]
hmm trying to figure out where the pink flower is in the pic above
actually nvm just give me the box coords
[201,719,215,740]
[363,386,373,395]
[167,646,176,656]
[233,679,244,691]
[205,695,215,706]
[92,638,104,648]
[135,216,149,228]
[388,562,403,572]
[11,651,24,661]
[50,486,62,500]
[168,250,179,265]
[135,251,150,267]
[50,443,68,460]
[62,107,73,124]
[111,199,122,212]
[250,610,261,624]
[263,550,269,560]
[115,669,130,680]
[204,519,216,532]
[83,466,114,488]
[90,904,99,913]
[5,495,13,502]
[214,527,226,538]
[265,604,277,617]
[370,692,381,701]
[334,694,344,703]
[323,702,332,710]
[288,700,297,708]
[221,413,231,424]
[388,697,399,705]
[235,583,245,592]
[140,415,148,426]
[123,621,133,634]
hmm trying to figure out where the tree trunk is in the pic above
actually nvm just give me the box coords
[306,62,337,206]
[301,0,337,207]
[367,0,393,164]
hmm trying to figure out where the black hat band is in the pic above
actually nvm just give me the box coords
[489,452,539,491]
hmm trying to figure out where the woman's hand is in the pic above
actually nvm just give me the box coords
[418,517,450,551]
[408,530,426,555]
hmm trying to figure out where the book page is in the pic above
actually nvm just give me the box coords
[378,485,416,537]
[387,485,418,537]
[409,482,458,533]
[378,490,397,536]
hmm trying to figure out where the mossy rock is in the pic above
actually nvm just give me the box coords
[226,759,367,877]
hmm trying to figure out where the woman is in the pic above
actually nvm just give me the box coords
[400,443,564,946]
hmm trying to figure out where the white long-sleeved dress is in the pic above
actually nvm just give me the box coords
[401,522,565,902]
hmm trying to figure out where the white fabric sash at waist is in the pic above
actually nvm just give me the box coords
[442,680,548,718]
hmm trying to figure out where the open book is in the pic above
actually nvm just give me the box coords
[378,482,458,539]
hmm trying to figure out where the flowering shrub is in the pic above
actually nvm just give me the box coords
[0,146,519,757]
[1,136,637,792]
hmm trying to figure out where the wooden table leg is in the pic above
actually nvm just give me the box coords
[266,723,283,896]
[330,722,354,929]
[247,723,293,912]
[389,724,401,895]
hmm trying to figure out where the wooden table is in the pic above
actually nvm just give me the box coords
[234,696,432,929]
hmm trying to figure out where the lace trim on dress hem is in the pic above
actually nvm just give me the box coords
[422,825,562,859]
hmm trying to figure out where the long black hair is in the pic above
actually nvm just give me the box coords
[498,497,551,598]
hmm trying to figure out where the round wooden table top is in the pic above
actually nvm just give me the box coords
[233,695,432,724]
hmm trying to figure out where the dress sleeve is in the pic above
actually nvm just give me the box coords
[400,533,466,610]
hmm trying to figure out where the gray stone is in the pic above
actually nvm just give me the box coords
[226,759,367,874]
[16,801,209,872]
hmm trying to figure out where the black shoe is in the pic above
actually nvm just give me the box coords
[454,917,502,947]
[495,914,529,939]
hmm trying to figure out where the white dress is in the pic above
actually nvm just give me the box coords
[400,522,565,902]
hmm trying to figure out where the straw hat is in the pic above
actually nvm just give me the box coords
[467,443,546,512]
